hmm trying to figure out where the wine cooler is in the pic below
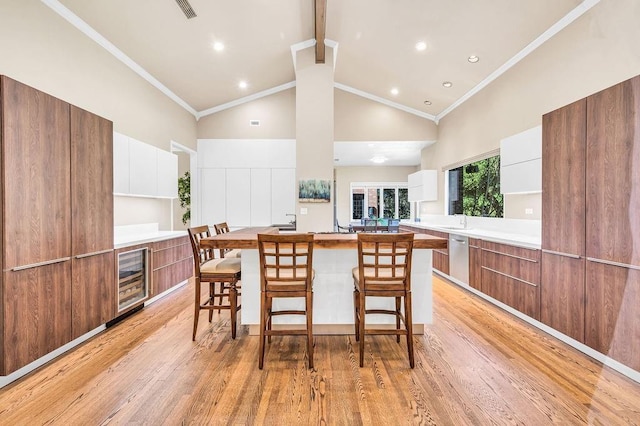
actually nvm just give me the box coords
[117,247,149,312]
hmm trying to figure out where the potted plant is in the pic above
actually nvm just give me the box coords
[178,171,190,225]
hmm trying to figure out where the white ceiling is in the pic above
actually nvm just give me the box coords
[47,0,595,165]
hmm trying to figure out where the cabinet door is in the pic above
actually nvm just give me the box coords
[468,238,482,290]
[540,252,585,343]
[70,105,114,255]
[1,76,71,269]
[129,137,158,196]
[586,76,640,266]
[200,168,226,226]
[2,262,72,375]
[71,252,115,339]
[156,149,178,198]
[271,168,296,225]
[541,98,586,256]
[225,168,251,227]
[251,168,272,226]
[585,260,640,372]
[113,132,130,194]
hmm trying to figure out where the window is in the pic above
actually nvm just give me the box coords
[350,183,410,221]
[447,155,503,217]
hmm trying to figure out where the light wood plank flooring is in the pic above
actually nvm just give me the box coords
[0,276,639,425]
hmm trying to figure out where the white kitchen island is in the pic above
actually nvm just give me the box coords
[200,227,448,335]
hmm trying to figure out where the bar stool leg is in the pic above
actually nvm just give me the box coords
[259,291,267,369]
[353,288,360,342]
[230,283,238,339]
[266,296,273,344]
[404,291,415,368]
[193,278,201,341]
[395,296,401,343]
[306,290,314,369]
[359,291,366,367]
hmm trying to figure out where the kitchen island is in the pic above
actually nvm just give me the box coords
[201,227,447,335]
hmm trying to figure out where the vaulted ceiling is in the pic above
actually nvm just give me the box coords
[51,0,590,122]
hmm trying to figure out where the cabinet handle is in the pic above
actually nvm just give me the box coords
[75,249,114,259]
[481,266,538,287]
[586,257,640,271]
[541,249,581,259]
[481,247,538,263]
[11,257,71,271]
[452,238,467,244]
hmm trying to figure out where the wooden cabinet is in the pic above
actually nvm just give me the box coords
[151,236,193,296]
[540,98,587,340]
[585,261,640,372]
[0,76,114,374]
[70,105,115,339]
[468,238,482,290]
[481,241,540,319]
[424,229,449,275]
[586,76,640,266]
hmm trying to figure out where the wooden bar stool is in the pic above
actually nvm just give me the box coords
[352,232,415,368]
[257,233,315,369]
[213,222,242,259]
[188,225,242,340]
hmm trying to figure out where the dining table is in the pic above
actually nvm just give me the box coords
[200,227,448,335]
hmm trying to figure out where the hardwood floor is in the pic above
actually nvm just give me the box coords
[1,276,639,425]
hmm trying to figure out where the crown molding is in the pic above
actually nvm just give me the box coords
[40,0,198,117]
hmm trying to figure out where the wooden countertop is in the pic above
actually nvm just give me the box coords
[200,227,448,250]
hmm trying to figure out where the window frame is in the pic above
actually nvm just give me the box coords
[349,182,412,222]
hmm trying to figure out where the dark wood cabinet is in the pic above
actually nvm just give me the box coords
[585,260,640,372]
[586,75,640,266]
[540,252,585,343]
[151,236,193,296]
[481,241,540,320]
[71,253,115,339]
[399,225,449,274]
[1,76,71,270]
[70,105,115,339]
[2,263,72,374]
[468,238,482,290]
[0,76,114,374]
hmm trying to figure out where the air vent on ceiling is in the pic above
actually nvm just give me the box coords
[250,120,260,127]
[175,0,197,19]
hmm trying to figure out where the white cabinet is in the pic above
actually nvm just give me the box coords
[251,169,272,226]
[200,168,226,226]
[113,132,130,194]
[225,169,251,228]
[500,125,542,194]
[271,168,296,224]
[129,138,157,196]
[156,149,178,198]
[113,132,178,198]
[408,170,437,202]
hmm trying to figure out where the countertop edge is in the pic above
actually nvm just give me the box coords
[114,231,188,249]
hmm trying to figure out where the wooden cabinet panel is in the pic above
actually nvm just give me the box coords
[586,75,640,266]
[152,243,192,270]
[541,99,586,256]
[469,238,482,290]
[480,241,540,320]
[433,251,449,275]
[585,260,640,372]
[152,258,193,295]
[70,105,114,255]
[2,262,72,375]
[71,252,115,339]
[1,76,71,269]
[540,253,585,343]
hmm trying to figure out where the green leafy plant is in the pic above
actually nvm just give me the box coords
[178,171,190,225]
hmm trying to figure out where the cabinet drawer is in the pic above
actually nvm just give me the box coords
[153,258,193,295]
[153,236,189,251]
[153,243,192,270]
[468,238,482,248]
[433,251,449,275]
[481,267,540,320]
[481,241,540,285]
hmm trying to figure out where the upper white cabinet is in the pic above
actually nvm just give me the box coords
[113,132,178,198]
[225,169,251,227]
[251,169,272,226]
[408,170,437,202]
[271,168,296,224]
[500,125,542,194]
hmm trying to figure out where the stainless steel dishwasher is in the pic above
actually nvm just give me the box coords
[448,233,469,284]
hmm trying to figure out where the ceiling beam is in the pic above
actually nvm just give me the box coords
[315,0,326,63]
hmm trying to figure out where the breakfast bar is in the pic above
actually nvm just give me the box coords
[201,227,448,335]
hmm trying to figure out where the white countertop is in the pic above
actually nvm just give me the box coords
[114,231,188,249]
[400,222,541,250]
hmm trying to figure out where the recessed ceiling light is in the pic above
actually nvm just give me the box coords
[213,41,225,52]
[415,41,427,51]
[468,55,479,63]
[424,100,432,105]
[238,80,248,89]
[390,88,399,96]
[371,156,387,164]
[442,81,453,88]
